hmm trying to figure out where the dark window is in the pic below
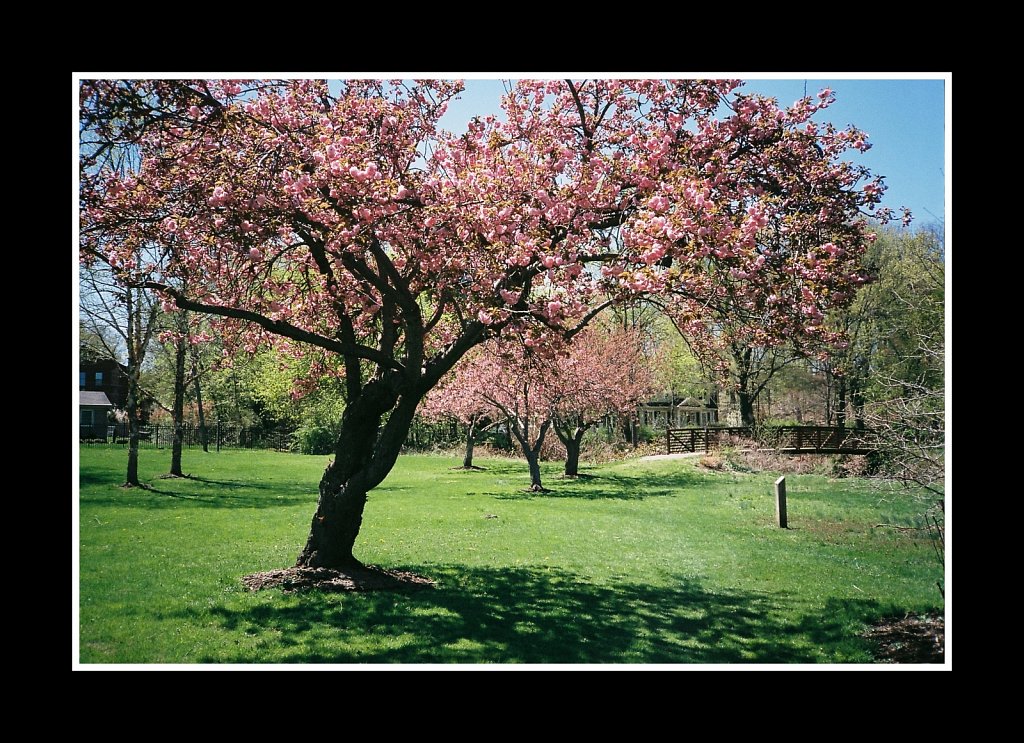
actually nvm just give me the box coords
[95,371,104,386]
[80,372,86,387]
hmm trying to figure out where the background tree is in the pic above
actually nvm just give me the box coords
[79,259,162,487]
[157,309,209,476]
[548,326,654,477]
[81,78,887,573]
[474,343,557,491]
[419,351,497,469]
[833,226,945,490]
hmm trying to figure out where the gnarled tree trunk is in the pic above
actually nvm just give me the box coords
[851,379,866,432]
[296,377,421,570]
[553,418,588,478]
[836,375,847,432]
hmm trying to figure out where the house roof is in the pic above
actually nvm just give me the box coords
[79,391,113,407]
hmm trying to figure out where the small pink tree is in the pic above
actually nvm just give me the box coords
[548,326,654,477]
[419,352,495,469]
[427,328,653,487]
[433,342,557,491]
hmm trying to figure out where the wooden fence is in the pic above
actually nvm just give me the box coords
[666,425,875,455]
[666,427,753,454]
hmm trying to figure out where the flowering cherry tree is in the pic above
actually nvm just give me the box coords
[80,79,886,572]
[548,326,654,477]
[418,354,496,469]
[441,342,558,490]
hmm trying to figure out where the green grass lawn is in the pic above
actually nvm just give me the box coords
[78,446,943,664]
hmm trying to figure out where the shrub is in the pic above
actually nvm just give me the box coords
[698,453,725,470]
[291,395,346,455]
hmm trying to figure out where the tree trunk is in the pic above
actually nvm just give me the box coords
[125,376,141,487]
[463,414,477,468]
[508,417,551,492]
[553,419,587,478]
[170,336,187,476]
[192,348,208,452]
[563,434,582,477]
[836,376,847,432]
[738,389,756,427]
[526,451,544,491]
[295,378,418,570]
[851,380,866,432]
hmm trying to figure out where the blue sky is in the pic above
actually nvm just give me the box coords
[438,77,947,230]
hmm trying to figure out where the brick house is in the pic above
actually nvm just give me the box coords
[79,357,129,409]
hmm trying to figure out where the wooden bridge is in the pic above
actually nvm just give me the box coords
[665,426,875,455]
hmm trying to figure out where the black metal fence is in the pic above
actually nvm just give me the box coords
[82,423,295,451]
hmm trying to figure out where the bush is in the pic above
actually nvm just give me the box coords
[698,453,725,470]
[291,395,346,455]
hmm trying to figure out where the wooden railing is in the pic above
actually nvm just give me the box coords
[666,427,752,454]
[666,426,875,455]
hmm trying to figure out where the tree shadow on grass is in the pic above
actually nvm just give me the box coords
[79,469,314,510]
[191,565,880,664]
[492,470,700,501]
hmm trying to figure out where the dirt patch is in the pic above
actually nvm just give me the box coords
[241,565,435,593]
[864,612,944,663]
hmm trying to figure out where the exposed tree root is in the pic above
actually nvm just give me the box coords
[241,565,435,593]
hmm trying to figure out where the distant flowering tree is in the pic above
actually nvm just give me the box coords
[418,351,496,470]
[547,326,654,477]
[450,342,558,491]
[81,78,887,572]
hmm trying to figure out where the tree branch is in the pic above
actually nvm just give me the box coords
[144,282,405,372]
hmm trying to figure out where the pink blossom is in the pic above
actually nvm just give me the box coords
[208,185,231,207]
[397,185,412,199]
[647,195,669,212]
[248,247,263,261]
[477,310,493,325]
[241,221,255,233]
[547,300,562,316]
[499,289,519,305]
[162,217,178,233]
[188,105,202,118]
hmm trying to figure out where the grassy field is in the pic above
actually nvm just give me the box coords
[77,445,943,664]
